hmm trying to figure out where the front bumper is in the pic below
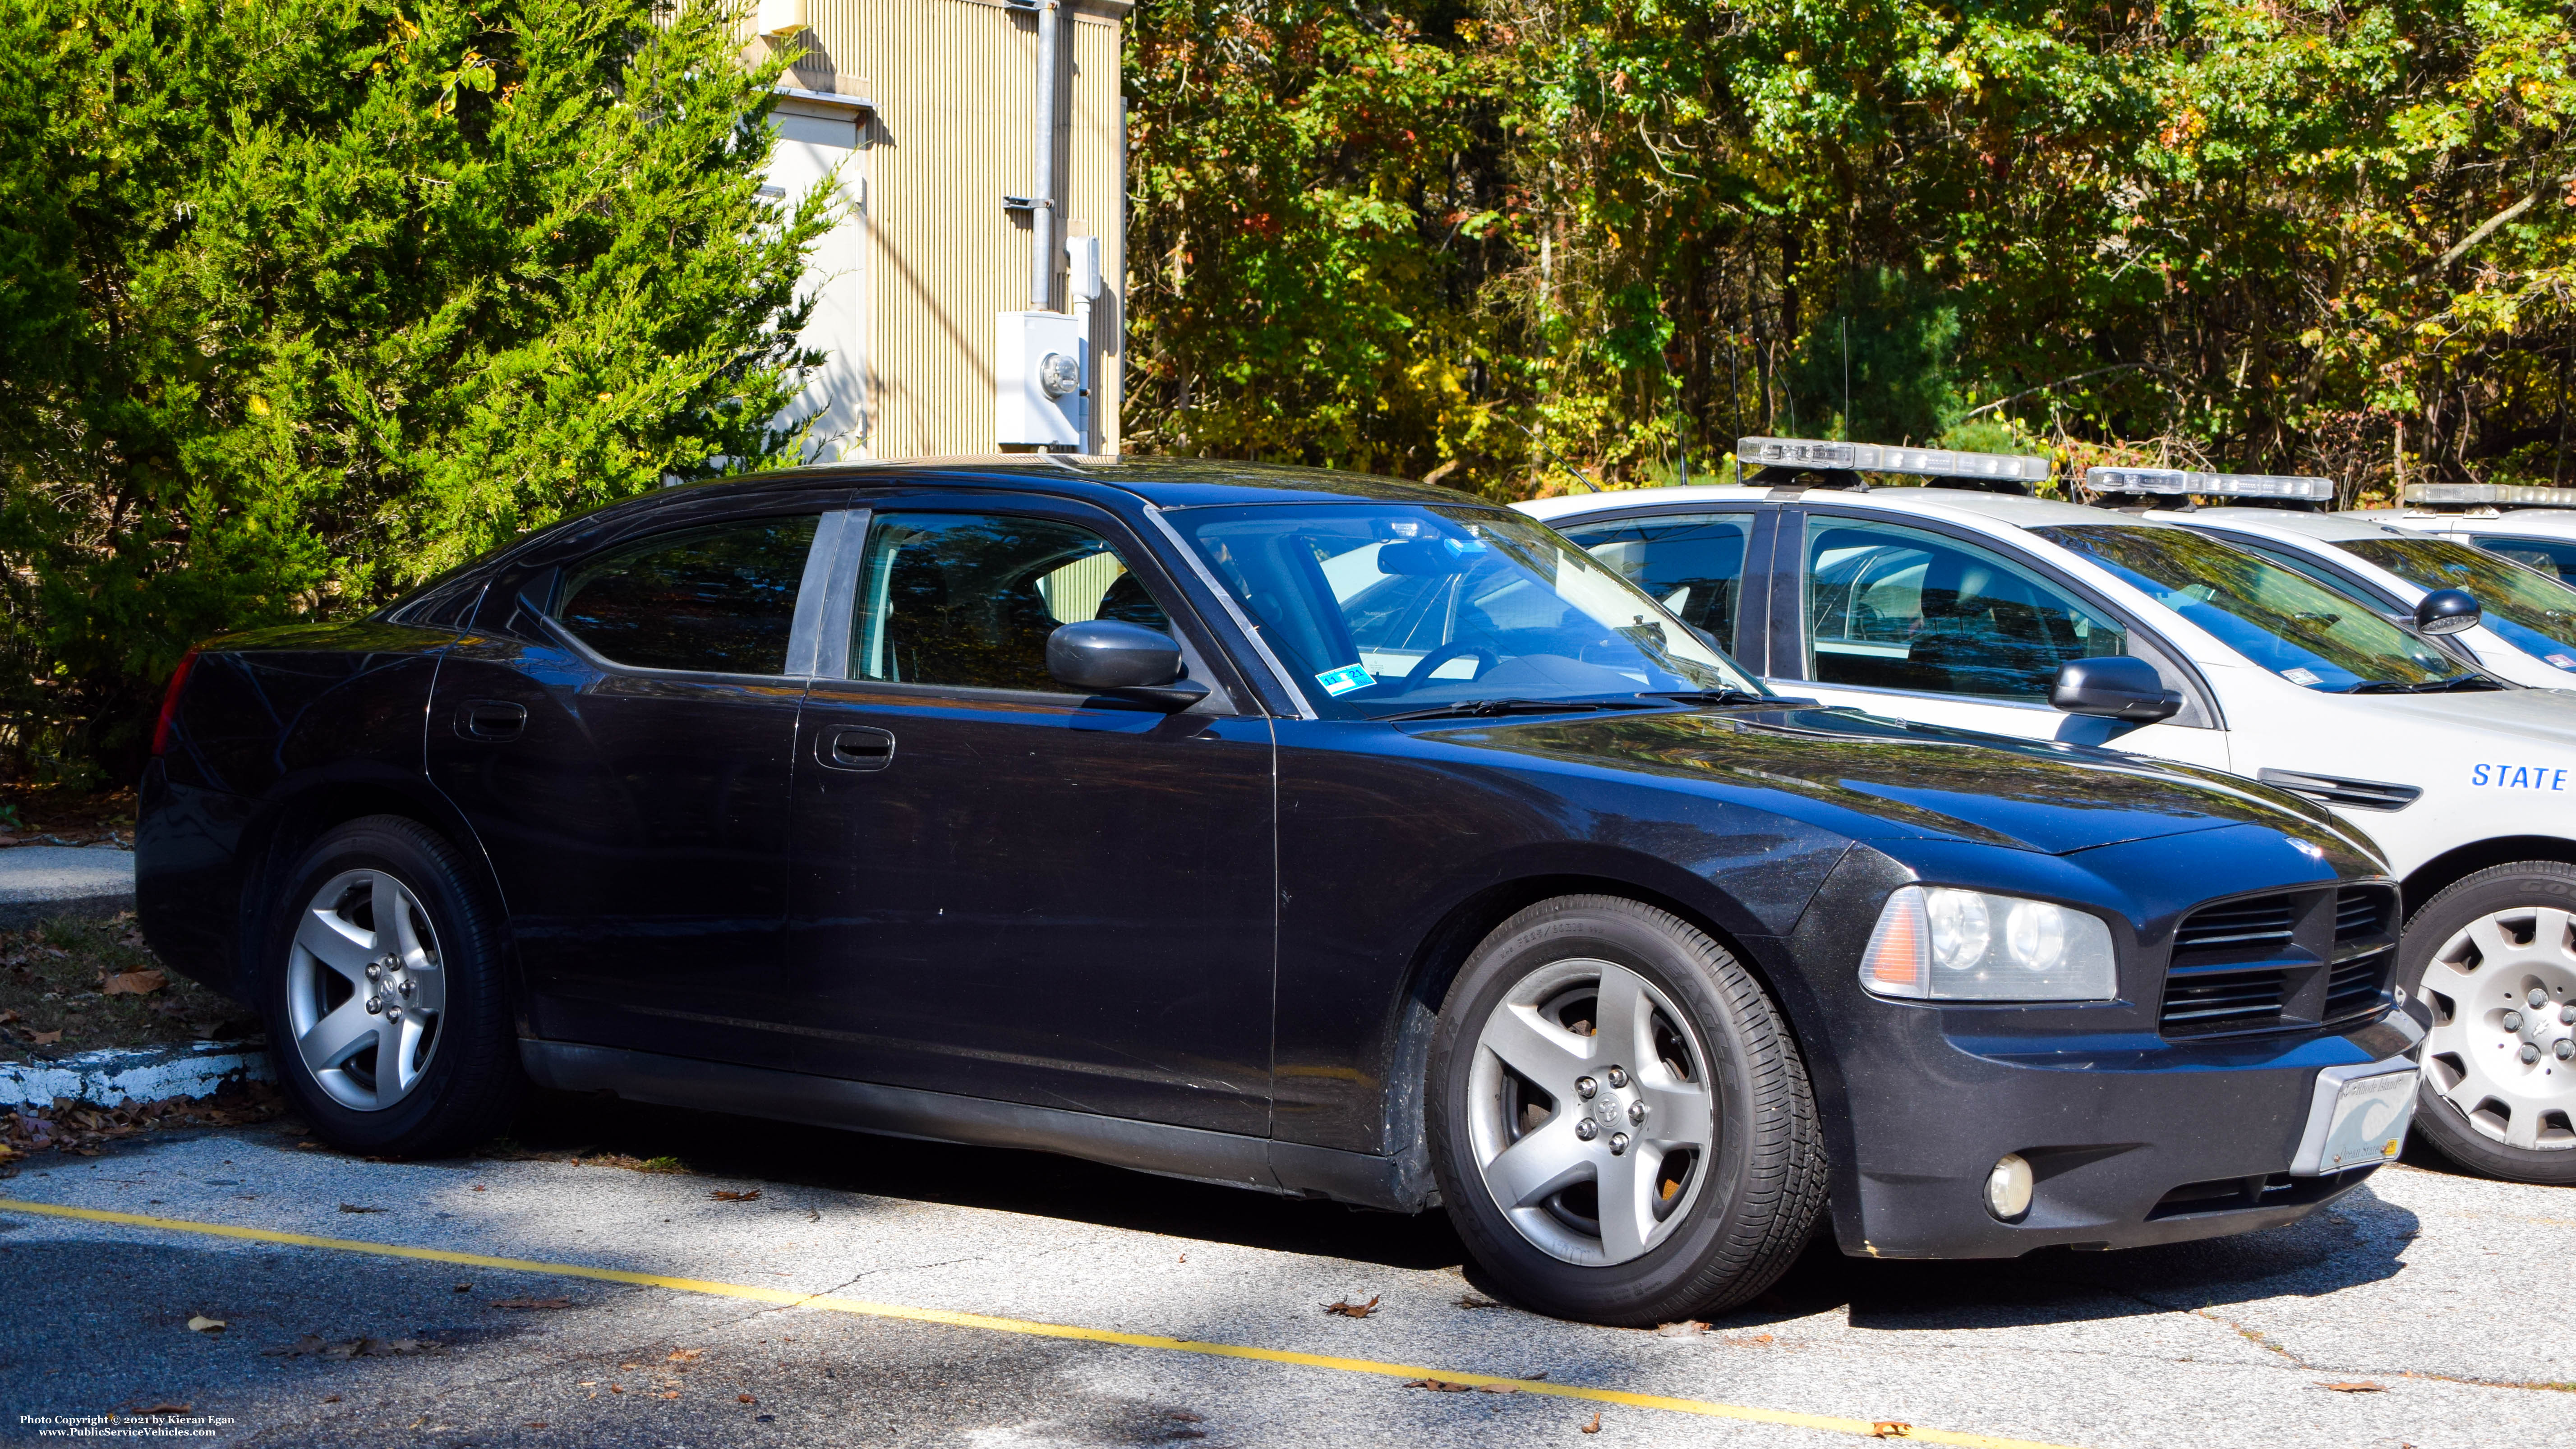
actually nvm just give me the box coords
[1776,828,2415,1260]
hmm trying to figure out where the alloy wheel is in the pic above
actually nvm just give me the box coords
[286,868,447,1112]
[1464,957,1716,1266]
[2420,906,2576,1153]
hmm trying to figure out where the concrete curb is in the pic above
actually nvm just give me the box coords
[0,844,138,931]
[0,1040,272,1109]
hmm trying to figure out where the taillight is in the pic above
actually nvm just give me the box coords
[151,648,200,756]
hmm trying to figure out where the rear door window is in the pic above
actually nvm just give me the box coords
[553,515,820,675]
[1555,512,1756,651]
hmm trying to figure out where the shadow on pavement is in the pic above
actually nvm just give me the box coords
[498,1090,1473,1273]
[496,1090,2420,1334]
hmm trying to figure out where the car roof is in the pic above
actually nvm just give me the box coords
[1520,481,2162,532]
[2167,507,2410,543]
[774,455,1489,511]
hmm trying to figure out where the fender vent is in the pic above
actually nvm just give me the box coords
[2256,768,2423,812]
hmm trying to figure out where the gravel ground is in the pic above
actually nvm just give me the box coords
[0,1098,2566,1449]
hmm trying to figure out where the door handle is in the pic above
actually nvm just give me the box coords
[820,725,895,773]
[454,700,526,742]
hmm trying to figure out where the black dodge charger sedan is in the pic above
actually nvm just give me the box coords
[138,457,2421,1325]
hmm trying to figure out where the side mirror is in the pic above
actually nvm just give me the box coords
[2414,588,2481,636]
[1046,620,1210,711]
[2050,656,2183,723]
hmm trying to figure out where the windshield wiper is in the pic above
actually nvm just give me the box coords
[1644,689,1785,708]
[2345,674,2505,694]
[1373,698,1654,722]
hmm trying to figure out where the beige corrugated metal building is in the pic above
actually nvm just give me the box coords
[745,0,1129,460]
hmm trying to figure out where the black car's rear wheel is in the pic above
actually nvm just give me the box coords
[261,815,521,1157]
[1427,895,1825,1325]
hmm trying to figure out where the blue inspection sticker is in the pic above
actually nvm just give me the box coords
[1314,664,1377,697]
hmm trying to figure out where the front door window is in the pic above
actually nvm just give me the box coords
[1803,516,2128,701]
[1555,512,1756,652]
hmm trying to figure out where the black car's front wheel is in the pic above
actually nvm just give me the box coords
[261,815,522,1157]
[1427,895,1825,1325]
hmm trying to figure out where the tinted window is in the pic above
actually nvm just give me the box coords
[2473,533,2576,580]
[1557,512,1755,648]
[849,513,1166,692]
[1802,517,2126,701]
[554,516,819,674]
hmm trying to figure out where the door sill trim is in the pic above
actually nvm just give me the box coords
[517,1040,1427,1212]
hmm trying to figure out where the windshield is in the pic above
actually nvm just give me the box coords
[1168,503,1760,718]
[2336,536,2576,672]
[2032,524,2461,690]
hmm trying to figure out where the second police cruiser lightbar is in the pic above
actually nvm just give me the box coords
[2401,481,2576,509]
[1737,437,2052,483]
[2083,466,2335,503]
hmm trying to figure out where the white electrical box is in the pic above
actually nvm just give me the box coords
[757,0,805,36]
[997,310,1083,448]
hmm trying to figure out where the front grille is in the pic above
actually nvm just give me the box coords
[2160,966,2293,1032]
[2159,883,2397,1037]
[2173,894,2297,956]
[2335,887,2387,942]
[2324,953,2390,1020]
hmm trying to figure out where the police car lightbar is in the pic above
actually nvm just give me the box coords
[1736,437,2051,483]
[2085,467,2334,503]
[2401,482,2576,509]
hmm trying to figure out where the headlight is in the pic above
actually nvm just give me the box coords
[1860,885,2116,1002]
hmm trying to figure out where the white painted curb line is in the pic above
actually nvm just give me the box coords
[0,1040,273,1109]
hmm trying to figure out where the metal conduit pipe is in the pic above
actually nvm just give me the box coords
[1029,0,1063,312]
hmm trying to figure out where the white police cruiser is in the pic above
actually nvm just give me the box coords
[1519,439,2576,1184]
[2105,480,2576,688]
[2359,481,2576,579]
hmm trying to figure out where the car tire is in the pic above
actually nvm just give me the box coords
[1426,895,1825,1325]
[258,815,522,1158]
[2401,860,2576,1185]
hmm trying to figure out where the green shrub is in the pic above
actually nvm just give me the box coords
[0,0,831,774]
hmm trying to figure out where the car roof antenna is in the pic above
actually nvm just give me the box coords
[1518,421,1601,493]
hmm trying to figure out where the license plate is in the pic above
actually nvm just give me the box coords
[2314,1070,2416,1172]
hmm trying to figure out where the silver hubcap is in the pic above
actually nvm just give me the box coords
[286,869,446,1112]
[1465,958,1715,1266]
[2420,906,2576,1152]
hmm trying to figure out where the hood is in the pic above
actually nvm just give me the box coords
[2358,684,2576,748]
[1422,705,2378,860]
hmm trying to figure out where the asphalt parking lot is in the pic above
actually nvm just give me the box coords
[0,1095,2567,1449]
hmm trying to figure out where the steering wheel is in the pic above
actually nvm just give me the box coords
[1392,641,1500,695]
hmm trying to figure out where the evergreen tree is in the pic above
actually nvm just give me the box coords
[0,0,831,773]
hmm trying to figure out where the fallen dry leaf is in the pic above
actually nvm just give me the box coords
[1322,1295,1380,1318]
[139,1404,191,1416]
[453,1284,471,1293]
[336,1204,386,1214]
[1654,1320,1709,1338]
[102,969,168,996]
[1581,1411,1602,1434]
[1873,1423,1913,1439]
[737,1394,756,1405]
[2317,1382,2386,1393]
[1403,1377,1472,1392]
[1456,1294,1502,1310]
[186,1316,226,1333]
[609,1385,624,1394]
[708,1189,761,1202]
[1476,1382,1520,1394]
[0,1009,17,1024]
[491,1297,575,1311]
[668,1348,703,1362]
[30,1029,61,1044]
[320,1396,340,1404]
[525,1424,547,1431]
[659,1391,681,1400]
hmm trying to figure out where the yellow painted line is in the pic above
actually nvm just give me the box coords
[1,1197,2082,1449]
